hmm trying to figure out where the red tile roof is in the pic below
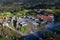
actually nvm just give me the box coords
[0,19,3,23]
[38,15,54,21]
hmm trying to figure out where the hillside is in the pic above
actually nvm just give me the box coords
[0,0,60,8]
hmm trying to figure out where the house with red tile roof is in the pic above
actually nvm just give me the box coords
[38,14,54,22]
[0,18,3,23]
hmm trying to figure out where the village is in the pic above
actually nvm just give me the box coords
[0,0,60,40]
[0,8,60,40]
[0,9,54,33]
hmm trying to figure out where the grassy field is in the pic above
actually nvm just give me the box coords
[0,36,7,40]
[0,26,21,40]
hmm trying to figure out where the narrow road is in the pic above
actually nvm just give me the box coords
[5,26,28,36]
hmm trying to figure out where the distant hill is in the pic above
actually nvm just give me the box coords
[0,0,60,8]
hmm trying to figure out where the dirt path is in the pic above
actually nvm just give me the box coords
[5,26,28,36]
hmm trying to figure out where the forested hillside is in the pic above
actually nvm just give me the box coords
[0,0,60,7]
